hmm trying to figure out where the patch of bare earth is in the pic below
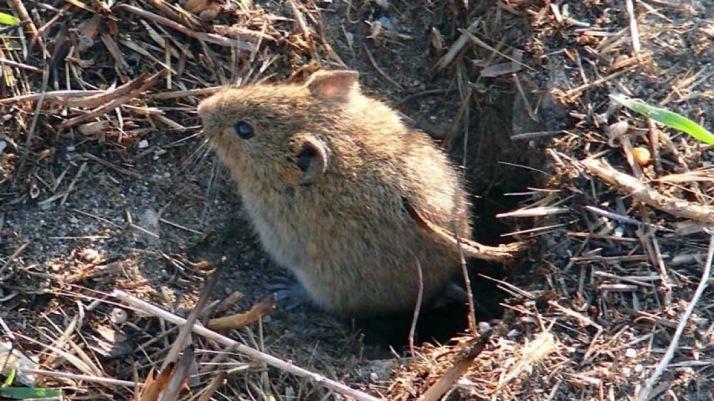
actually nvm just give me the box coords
[1,0,713,400]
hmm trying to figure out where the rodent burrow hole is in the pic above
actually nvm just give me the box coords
[355,91,539,350]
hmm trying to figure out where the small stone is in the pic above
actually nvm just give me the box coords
[374,0,389,10]
[478,321,491,333]
[625,348,637,358]
[110,308,128,324]
[632,147,651,166]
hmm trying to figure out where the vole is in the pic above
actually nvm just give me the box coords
[197,69,524,318]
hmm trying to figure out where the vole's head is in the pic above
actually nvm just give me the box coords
[197,70,360,188]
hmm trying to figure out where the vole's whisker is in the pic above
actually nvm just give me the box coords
[181,137,210,174]
[167,134,221,225]
[201,161,223,224]
[164,129,203,148]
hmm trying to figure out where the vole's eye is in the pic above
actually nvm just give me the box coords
[234,121,254,139]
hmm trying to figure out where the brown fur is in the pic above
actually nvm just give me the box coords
[197,69,472,318]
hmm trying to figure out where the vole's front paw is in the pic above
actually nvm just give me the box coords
[266,276,310,312]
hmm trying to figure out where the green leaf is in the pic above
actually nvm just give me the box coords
[0,386,63,399]
[0,12,20,26]
[610,93,714,145]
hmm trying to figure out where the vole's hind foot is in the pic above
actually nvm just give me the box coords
[431,282,468,309]
[430,283,489,312]
[265,276,310,312]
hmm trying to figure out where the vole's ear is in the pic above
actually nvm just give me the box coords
[288,134,329,185]
[305,70,359,103]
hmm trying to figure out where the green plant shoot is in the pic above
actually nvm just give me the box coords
[0,386,63,399]
[0,12,20,26]
[0,367,63,399]
[610,93,714,145]
[2,368,15,388]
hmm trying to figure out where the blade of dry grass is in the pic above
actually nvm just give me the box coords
[403,197,529,263]
[57,71,167,130]
[118,4,255,50]
[408,259,425,359]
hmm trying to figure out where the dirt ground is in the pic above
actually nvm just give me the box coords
[2,0,714,400]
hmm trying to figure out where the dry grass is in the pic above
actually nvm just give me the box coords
[1,0,714,400]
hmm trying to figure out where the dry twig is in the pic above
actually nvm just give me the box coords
[206,295,276,331]
[583,158,714,224]
[112,290,383,401]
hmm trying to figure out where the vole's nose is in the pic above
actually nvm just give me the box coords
[197,94,220,123]
[196,98,209,120]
